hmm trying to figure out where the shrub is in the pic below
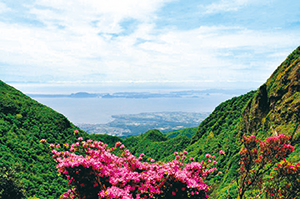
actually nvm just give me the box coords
[49,138,223,199]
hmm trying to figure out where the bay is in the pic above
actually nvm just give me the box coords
[32,93,235,124]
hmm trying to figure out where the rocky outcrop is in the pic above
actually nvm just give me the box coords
[240,46,300,139]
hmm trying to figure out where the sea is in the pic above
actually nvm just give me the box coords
[32,93,236,125]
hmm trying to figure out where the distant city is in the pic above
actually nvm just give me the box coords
[30,88,251,135]
[77,112,211,137]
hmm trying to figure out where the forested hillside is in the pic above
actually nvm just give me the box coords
[164,127,198,138]
[1,46,300,198]
[184,91,256,198]
[238,45,300,165]
[181,46,300,197]
[122,45,300,197]
[123,129,190,161]
[240,46,300,143]
[0,80,199,198]
[0,80,90,198]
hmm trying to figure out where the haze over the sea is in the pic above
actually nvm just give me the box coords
[0,0,300,94]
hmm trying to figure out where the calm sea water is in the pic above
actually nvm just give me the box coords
[33,94,234,124]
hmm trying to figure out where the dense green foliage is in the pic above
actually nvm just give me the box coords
[123,129,190,161]
[89,133,123,147]
[183,46,300,197]
[240,46,300,137]
[186,91,255,198]
[0,80,91,198]
[120,126,199,162]
[164,127,198,138]
[239,46,300,164]
[0,80,196,198]
[190,91,256,144]
[1,46,300,198]
[0,165,26,199]
[120,45,300,198]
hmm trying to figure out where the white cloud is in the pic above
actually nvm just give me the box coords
[30,0,171,34]
[204,0,259,14]
[1,0,300,90]
[0,15,298,84]
[0,2,10,13]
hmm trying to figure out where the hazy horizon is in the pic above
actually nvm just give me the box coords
[1,0,300,94]
[31,93,235,124]
[7,80,258,95]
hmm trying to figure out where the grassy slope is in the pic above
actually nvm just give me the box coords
[123,129,190,161]
[1,46,300,199]
[0,80,194,198]
[239,46,300,161]
[164,127,198,138]
[183,46,300,197]
[121,91,255,197]
[240,46,300,134]
[0,80,92,198]
[0,81,123,198]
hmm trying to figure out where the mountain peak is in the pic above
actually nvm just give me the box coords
[240,46,300,137]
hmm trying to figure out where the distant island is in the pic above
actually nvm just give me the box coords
[28,89,249,99]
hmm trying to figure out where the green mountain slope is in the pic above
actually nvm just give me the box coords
[0,80,194,198]
[0,80,90,198]
[240,46,300,140]
[120,125,200,161]
[182,46,300,197]
[164,127,198,138]
[123,129,190,161]
[120,91,256,198]
[1,45,300,198]
[186,91,255,198]
[238,46,300,166]
[118,90,256,197]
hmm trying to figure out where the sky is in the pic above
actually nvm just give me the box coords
[1,0,300,94]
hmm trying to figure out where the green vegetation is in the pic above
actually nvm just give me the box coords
[239,46,300,163]
[183,46,300,197]
[123,129,190,161]
[164,127,198,138]
[0,80,88,198]
[0,165,26,199]
[240,46,300,137]
[0,80,195,198]
[122,45,300,197]
[185,91,256,198]
[1,45,300,198]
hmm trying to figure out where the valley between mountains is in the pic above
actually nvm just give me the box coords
[1,46,300,198]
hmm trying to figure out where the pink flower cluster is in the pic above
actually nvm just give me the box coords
[238,133,295,198]
[240,134,294,169]
[266,159,300,198]
[49,139,220,199]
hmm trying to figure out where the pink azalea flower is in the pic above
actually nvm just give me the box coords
[205,153,212,158]
[39,139,47,143]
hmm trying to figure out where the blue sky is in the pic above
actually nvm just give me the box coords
[1,0,300,93]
